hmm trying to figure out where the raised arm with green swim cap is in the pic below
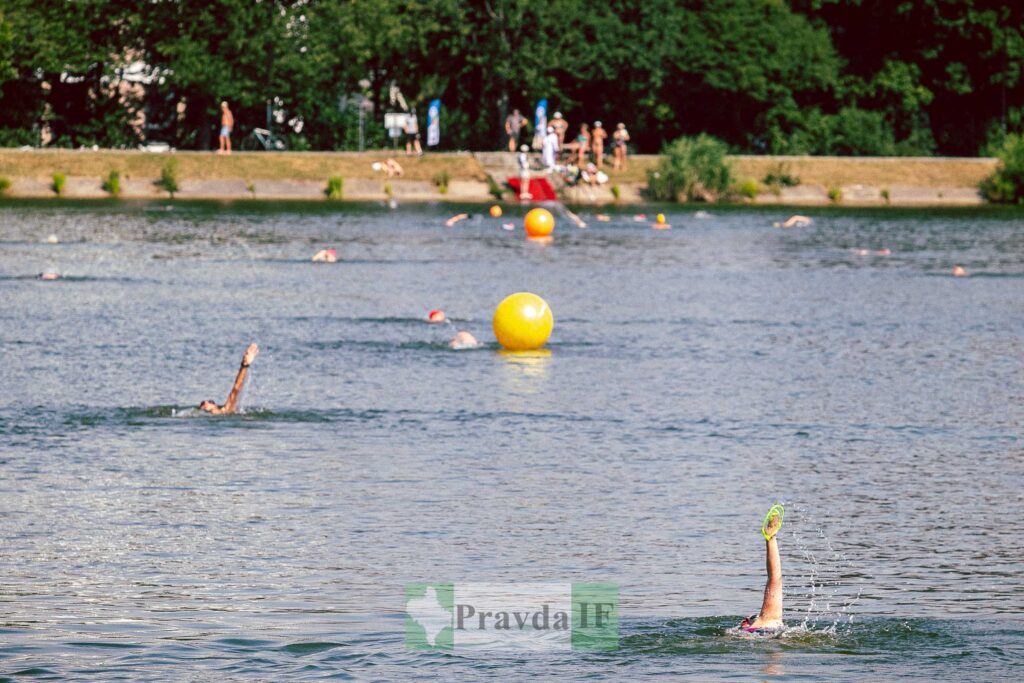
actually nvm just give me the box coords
[740,504,786,634]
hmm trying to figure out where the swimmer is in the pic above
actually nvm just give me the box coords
[652,213,671,230]
[501,222,515,230]
[46,234,59,244]
[595,214,611,222]
[445,213,469,227]
[198,343,259,415]
[739,504,785,635]
[38,271,60,280]
[427,309,446,323]
[632,213,647,222]
[853,248,870,256]
[311,248,337,263]
[876,248,891,256]
[565,208,587,228]
[952,265,968,277]
[773,215,812,229]
[449,330,480,350]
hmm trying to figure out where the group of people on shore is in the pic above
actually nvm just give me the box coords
[506,109,631,173]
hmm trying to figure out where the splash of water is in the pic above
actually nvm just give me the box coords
[784,503,863,637]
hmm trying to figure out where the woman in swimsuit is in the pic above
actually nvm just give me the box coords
[576,123,591,166]
[613,123,630,170]
[739,504,785,634]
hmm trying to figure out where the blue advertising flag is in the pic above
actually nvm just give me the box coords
[427,99,441,147]
[532,99,548,150]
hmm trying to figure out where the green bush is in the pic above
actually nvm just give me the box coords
[326,175,344,200]
[383,182,393,198]
[828,185,843,203]
[880,187,891,204]
[610,183,621,200]
[735,178,760,199]
[486,175,504,200]
[102,170,121,196]
[647,134,733,202]
[246,181,256,197]
[159,158,179,197]
[432,170,450,194]
[52,172,66,195]
[762,162,800,188]
[980,133,1024,203]
[0,177,11,195]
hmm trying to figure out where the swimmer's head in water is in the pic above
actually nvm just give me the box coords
[199,399,217,412]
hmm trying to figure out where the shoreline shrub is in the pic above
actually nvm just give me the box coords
[647,134,732,202]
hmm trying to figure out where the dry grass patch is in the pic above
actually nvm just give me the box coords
[0,150,488,182]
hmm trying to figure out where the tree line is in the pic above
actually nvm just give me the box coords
[0,0,1020,156]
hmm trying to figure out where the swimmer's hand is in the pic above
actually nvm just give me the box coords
[241,343,259,367]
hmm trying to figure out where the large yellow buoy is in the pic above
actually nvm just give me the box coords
[493,292,554,350]
[524,208,555,238]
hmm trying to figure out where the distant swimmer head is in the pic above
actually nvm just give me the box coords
[428,309,446,323]
[449,330,480,350]
[311,248,337,263]
[199,399,217,412]
[38,271,60,280]
[656,213,666,224]
[46,234,59,244]
[952,265,968,277]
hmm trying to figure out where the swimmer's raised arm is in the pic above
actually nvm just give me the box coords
[740,504,785,633]
[445,213,469,227]
[199,343,258,415]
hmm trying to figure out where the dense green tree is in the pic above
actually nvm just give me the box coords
[0,0,1020,155]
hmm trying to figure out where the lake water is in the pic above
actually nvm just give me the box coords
[1,200,1021,680]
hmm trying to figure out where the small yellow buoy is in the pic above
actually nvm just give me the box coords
[524,208,555,238]
[489,205,503,218]
[493,292,554,351]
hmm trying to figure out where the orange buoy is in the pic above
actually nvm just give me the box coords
[524,208,555,238]
[489,205,503,218]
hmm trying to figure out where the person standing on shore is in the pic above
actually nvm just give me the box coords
[575,122,591,166]
[613,123,630,170]
[542,125,559,171]
[505,108,526,152]
[551,112,568,151]
[591,121,608,168]
[405,109,423,156]
[218,101,234,154]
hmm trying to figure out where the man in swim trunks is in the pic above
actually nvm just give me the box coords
[740,504,785,634]
[218,101,233,155]
[505,108,526,152]
[199,343,258,414]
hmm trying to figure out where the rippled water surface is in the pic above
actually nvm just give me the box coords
[1,200,1022,680]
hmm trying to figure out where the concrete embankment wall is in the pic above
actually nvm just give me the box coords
[0,149,997,206]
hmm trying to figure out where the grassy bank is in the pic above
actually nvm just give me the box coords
[0,149,488,183]
[614,154,996,189]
